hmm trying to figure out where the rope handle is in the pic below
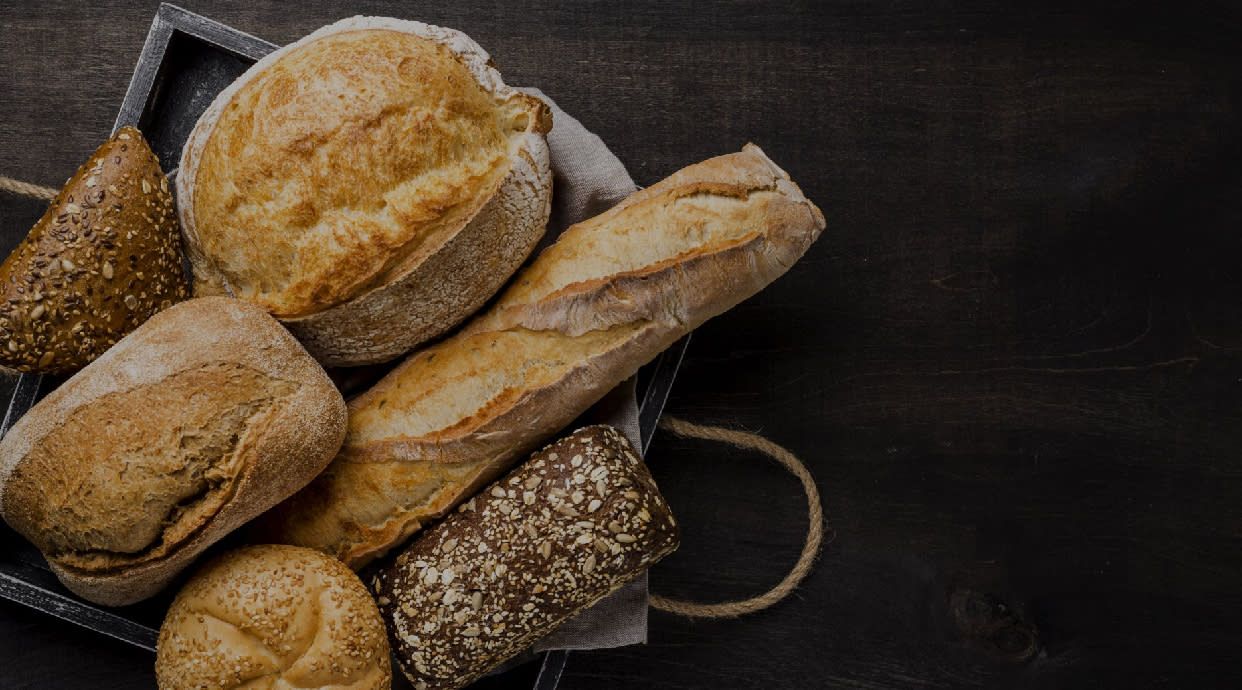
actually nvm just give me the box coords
[0,176,56,202]
[652,416,825,618]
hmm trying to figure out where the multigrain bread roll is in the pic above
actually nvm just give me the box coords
[157,545,391,690]
[178,16,553,366]
[0,297,346,605]
[257,144,823,567]
[372,425,679,690]
[0,126,188,374]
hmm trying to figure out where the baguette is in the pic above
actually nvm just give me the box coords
[255,144,824,567]
[372,425,679,690]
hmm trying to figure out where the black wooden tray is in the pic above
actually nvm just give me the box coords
[0,4,689,687]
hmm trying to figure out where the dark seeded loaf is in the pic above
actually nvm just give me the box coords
[371,425,679,690]
[0,126,188,374]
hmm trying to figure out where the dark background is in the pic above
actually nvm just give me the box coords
[3,1,1242,687]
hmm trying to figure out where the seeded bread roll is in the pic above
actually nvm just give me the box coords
[372,425,679,690]
[0,126,188,374]
[178,16,552,366]
[157,545,391,690]
[256,144,823,567]
[0,297,346,605]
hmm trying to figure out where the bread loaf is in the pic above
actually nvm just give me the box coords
[157,545,391,690]
[178,16,553,366]
[256,144,824,567]
[0,126,188,374]
[372,425,679,690]
[0,297,346,605]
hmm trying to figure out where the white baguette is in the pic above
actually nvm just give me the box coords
[254,144,825,568]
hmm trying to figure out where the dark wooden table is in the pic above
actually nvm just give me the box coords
[4,1,1242,687]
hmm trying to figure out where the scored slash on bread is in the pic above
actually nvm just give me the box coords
[0,297,347,606]
[177,16,553,367]
[0,126,188,374]
[254,144,825,569]
[156,545,391,690]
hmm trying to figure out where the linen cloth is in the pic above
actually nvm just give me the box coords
[519,89,651,651]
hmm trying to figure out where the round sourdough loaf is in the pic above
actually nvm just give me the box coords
[156,545,390,690]
[177,16,553,366]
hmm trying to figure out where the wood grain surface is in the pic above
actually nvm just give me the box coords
[3,1,1242,688]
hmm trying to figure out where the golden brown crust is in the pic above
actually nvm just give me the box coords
[156,545,391,690]
[373,426,679,690]
[178,16,552,366]
[0,126,188,374]
[0,297,347,605]
[255,145,823,569]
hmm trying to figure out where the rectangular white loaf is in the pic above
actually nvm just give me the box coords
[0,297,347,605]
[254,143,825,567]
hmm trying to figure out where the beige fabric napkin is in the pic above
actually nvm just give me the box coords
[519,89,650,651]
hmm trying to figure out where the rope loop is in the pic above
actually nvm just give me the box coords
[651,416,825,619]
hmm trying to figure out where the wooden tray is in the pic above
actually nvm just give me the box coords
[0,4,690,687]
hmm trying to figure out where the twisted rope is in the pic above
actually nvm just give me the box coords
[0,176,57,202]
[651,416,825,618]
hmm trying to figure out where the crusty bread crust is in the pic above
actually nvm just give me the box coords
[0,298,347,605]
[255,145,823,569]
[156,545,390,690]
[177,16,552,366]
